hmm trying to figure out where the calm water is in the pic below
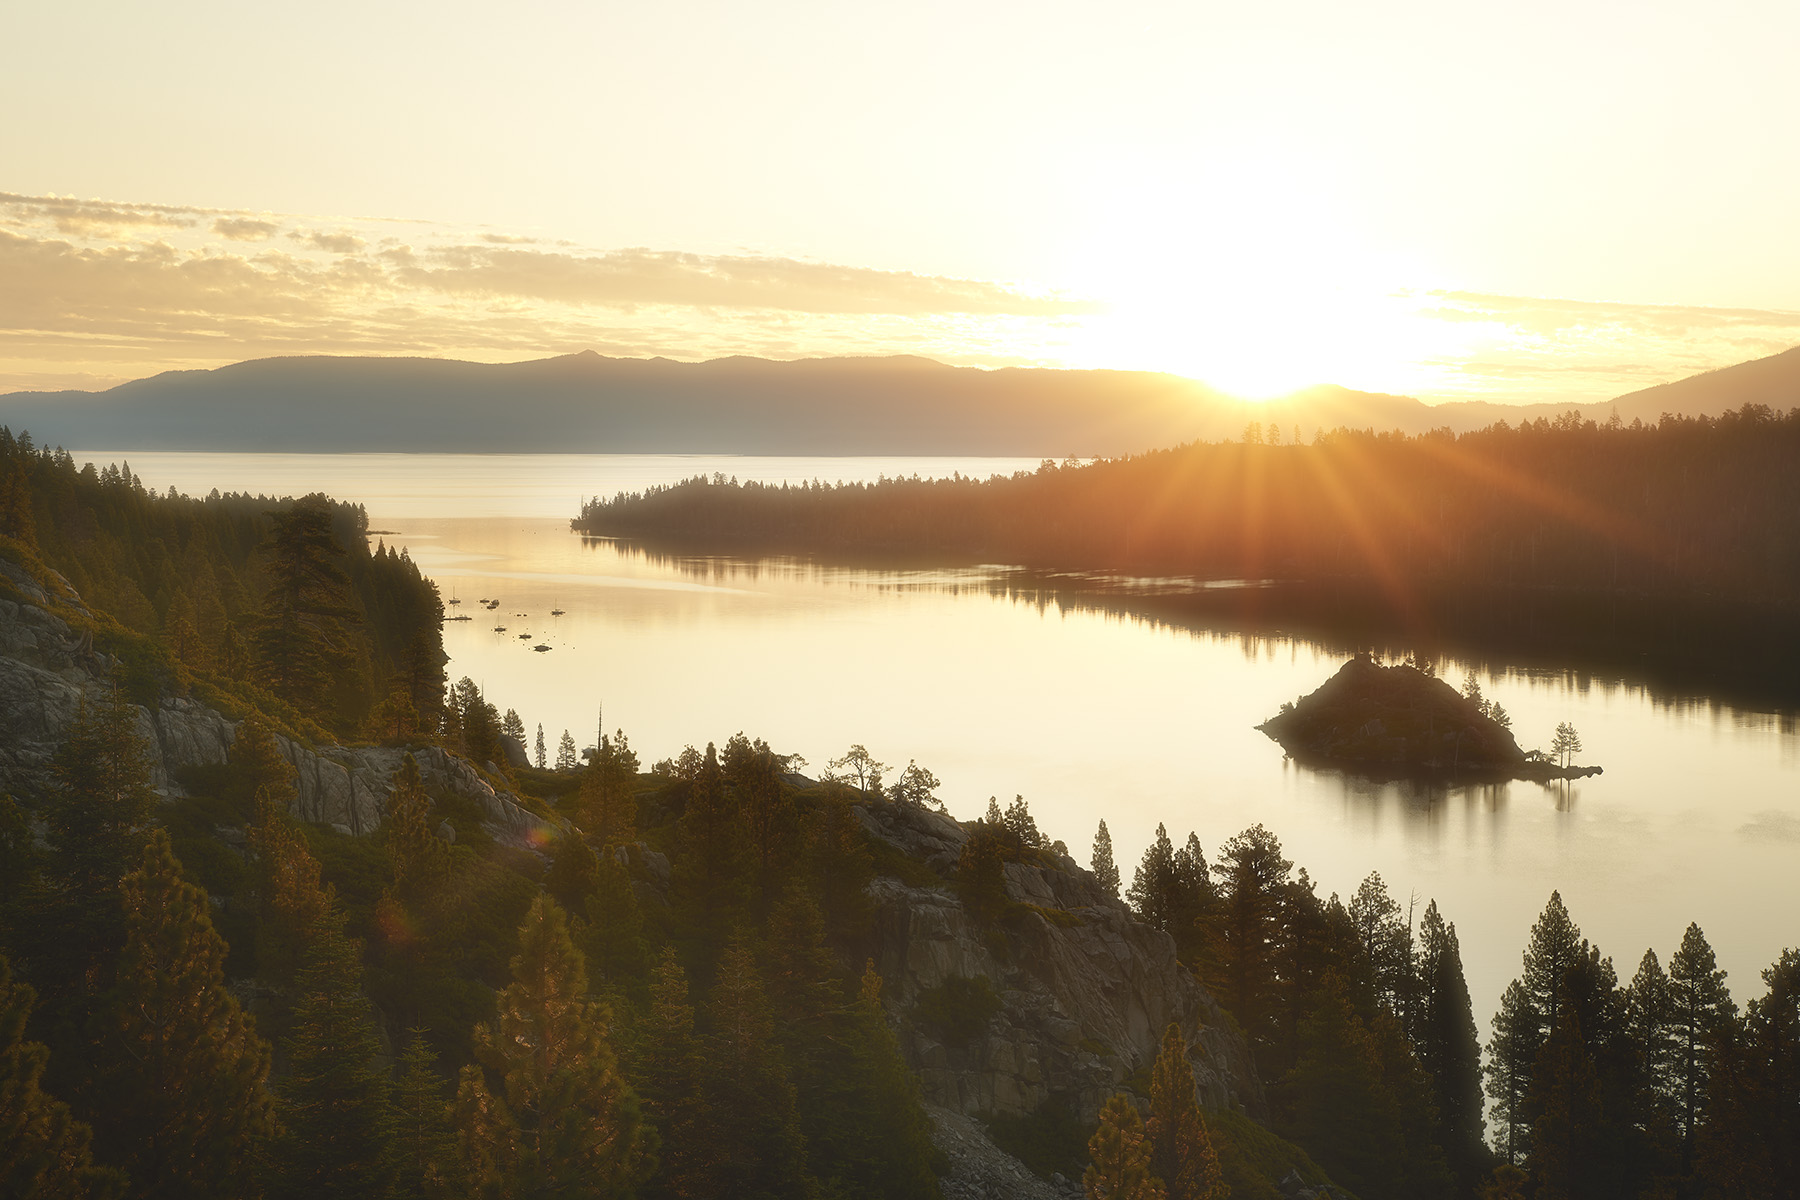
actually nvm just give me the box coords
[89,451,1800,1032]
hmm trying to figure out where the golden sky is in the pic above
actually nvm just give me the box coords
[5,0,1799,402]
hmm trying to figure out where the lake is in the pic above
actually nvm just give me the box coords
[83,450,1800,1033]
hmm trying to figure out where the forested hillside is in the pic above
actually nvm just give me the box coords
[2,437,1795,1200]
[0,426,444,738]
[576,405,1800,696]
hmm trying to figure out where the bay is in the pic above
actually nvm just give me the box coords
[86,449,1800,1033]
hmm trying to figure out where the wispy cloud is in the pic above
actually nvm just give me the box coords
[0,191,1096,391]
[0,190,1794,400]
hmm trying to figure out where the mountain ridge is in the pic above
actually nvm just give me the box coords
[4,344,1797,456]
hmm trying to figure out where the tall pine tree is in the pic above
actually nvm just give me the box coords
[456,896,652,1199]
[95,830,274,1199]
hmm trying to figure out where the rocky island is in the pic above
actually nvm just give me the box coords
[1257,654,1601,783]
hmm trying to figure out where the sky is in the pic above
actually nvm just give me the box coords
[5,0,1800,402]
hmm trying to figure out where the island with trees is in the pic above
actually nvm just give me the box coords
[1257,655,1600,783]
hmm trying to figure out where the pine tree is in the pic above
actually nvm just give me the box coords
[385,753,447,899]
[580,730,641,849]
[1667,922,1735,1172]
[501,708,526,745]
[267,918,399,1200]
[1145,1025,1225,1200]
[1091,820,1120,896]
[44,685,156,914]
[95,830,274,1198]
[0,954,123,1200]
[1485,888,1584,1156]
[456,896,652,1199]
[247,786,333,986]
[834,963,941,1200]
[1624,948,1677,1142]
[637,948,709,1199]
[1127,824,1177,929]
[392,1032,455,1200]
[1084,1093,1165,1200]
[702,938,818,1199]
[535,724,547,771]
[1206,824,1292,1055]
[555,730,579,772]
[253,497,362,713]
[1525,1011,1604,1200]
[1349,872,1411,1018]
[1413,901,1486,1189]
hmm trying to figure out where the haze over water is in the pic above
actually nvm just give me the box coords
[91,450,1800,1029]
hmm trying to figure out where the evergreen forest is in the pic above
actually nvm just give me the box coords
[1,432,1796,1200]
[574,405,1800,698]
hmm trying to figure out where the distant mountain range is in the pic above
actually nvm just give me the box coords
[3,345,1798,457]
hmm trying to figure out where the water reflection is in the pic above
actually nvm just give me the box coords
[381,517,1800,1034]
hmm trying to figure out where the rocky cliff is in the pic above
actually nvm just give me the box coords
[0,555,555,844]
[853,797,1264,1127]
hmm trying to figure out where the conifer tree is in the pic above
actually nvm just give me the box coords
[1091,820,1120,896]
[1624,949,1677,1137]
[1084,1093,1165,1200]
[1206,824,1292,1054]
[1349,872,1411,1017]
[535,724,547,770]
[582,852,648,990]
[1667,922,1734,1171]
[385,753,447,900]
[95,830,274,1199]
[392,1032,455,1200]
[502,708,526,745]
[268,918,399,1200]
[984,796,1004,826]
[1275,981,1409,1200]
[44,686,156,917]
[1127,824,1177,929]
[832,963,941,1200]
[702,938,818,1199]
[254,795,332,965]
[253,497,362,713]
[675,745,746,951]
[1413,901,1485,1187]
[1486,980,1538,1164]
[456,896,652,1199]
[555,730,579,772]
[637,948,709,1200]
[580,730,641,849]
[1145,1025,1225,1200]
[1525,1011,1604,1200]
[0,955,123,1200]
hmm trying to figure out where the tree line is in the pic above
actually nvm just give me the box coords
[1087,815,1800,1199]
[573,405,1800,697]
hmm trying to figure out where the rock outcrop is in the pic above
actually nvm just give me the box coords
[0,561,556,846]
[854,798,1264,1127]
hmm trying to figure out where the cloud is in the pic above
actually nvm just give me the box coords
[390,244,1095,316]
[0,191,200,235]
[213,216,280,241]
[1738,810,1800,844]
[293,229,367,254]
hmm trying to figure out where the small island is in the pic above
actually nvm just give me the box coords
[1258,655,1602,783]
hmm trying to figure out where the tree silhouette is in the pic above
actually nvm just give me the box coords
[1550,722,1583,770]
[1091,820,1121,896]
